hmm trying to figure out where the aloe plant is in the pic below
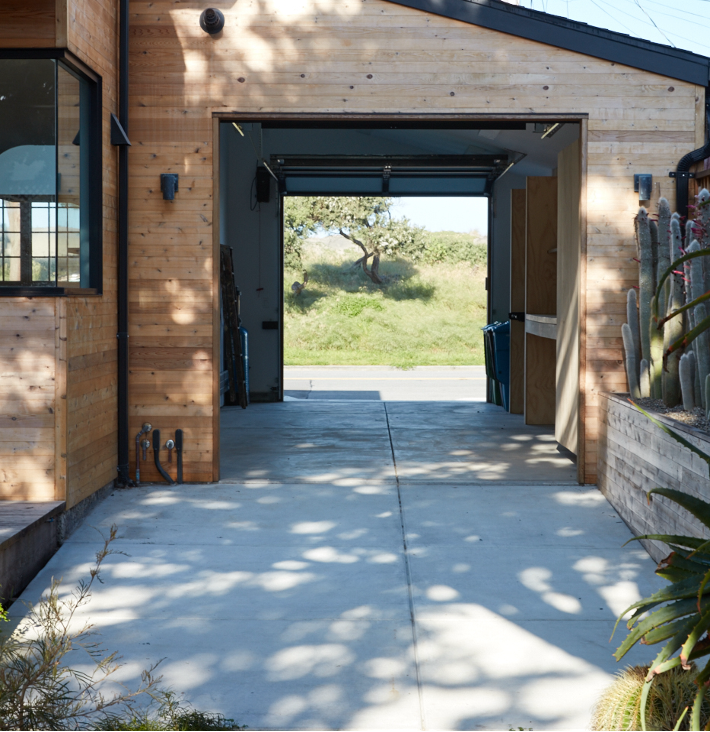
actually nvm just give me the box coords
[613,403,710,731]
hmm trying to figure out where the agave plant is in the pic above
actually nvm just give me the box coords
[613,403,710,731]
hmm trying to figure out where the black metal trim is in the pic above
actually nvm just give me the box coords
[0,287,100,297]
[0,53,103,292]
[384,0,710,85]
[116,0,131,487]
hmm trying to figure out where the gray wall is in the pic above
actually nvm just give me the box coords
[221,123,282,402]
[490,172,526,323]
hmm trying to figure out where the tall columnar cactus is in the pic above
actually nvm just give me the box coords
[663,215,684,406]
[689,239,710,409]
[636,208,654,363]
[624,190,710,412]
[626,289,641,380]
[679,351,696,411]
[622,324,641,399]
[657,198,672,319]
[640,358,650,398]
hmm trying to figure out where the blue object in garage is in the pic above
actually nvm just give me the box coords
[239,326,250,405]
[490,321,510,411]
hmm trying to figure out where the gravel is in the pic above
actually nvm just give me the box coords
[635,397,710,436]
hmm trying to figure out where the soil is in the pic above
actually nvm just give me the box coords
[635,397,710,437]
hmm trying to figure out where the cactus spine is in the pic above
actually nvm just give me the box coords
[680,352,696,411]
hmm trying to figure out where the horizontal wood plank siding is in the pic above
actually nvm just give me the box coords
[64,0,119,507]
[128,0,702,483]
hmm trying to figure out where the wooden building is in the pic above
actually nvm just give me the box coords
[1,0,709,531]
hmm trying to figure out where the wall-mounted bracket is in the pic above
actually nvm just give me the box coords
[110,113,131,146]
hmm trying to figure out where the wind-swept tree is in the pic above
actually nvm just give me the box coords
[284,196,425,284]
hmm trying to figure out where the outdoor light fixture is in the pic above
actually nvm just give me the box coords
[161,173,179,201]
[634,173,653,201]
[200,7,225,34]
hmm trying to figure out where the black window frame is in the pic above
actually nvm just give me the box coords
[0,49,102,296]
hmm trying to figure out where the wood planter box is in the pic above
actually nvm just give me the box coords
[598,392,710,563]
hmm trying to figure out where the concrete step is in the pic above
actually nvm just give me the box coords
[0,501,65,606]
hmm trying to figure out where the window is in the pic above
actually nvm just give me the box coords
[0,56,100,292]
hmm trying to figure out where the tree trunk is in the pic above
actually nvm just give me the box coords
[340,229,384,285]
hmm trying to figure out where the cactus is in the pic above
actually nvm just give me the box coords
[657,198,672,318]
[623,191,710,412]
[640,358,650,398]
[622,323,640,399]
[680,351,696,411]
[637,208,654,361]
[626,289,641,381]
[688,240,710,409]
[663,215,684,406]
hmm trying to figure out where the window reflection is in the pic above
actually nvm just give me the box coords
[0,59,91,288]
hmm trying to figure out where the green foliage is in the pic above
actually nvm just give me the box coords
[592,664,709,731]
[418,230,487,267]
[284,246,487,367]
[612,404,710,730]
[98,691,244,731]
[0,528,243,731]
[284,197,486,270]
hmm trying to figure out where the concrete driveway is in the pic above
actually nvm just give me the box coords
[10,398,663,730]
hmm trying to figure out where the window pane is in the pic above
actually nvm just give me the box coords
[0,59,57,286]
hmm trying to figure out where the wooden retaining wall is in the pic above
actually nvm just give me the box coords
[598,392,710,562]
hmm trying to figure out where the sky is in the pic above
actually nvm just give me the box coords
[390,197,489,234]
[388,0,710,234]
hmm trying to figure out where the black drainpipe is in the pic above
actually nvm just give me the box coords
[116,0,131,486]
[673,86,710,220]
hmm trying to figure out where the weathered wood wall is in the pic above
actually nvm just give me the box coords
[0,0,119,506]
[128,0,703,484]
[63,0,119,508]
[598,393,710,562]
[556,139,581,454]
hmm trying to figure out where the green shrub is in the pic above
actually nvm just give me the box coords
[0,527,243,731]
[99,691,243,731]
[419,231,487,267]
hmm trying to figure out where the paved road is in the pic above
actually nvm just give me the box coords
[284,365,487,401]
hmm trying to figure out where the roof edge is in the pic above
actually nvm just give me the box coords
[384,0,710,86]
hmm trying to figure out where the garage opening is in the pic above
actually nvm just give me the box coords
[218,119,582,484]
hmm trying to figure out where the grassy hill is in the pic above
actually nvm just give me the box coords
[284,235,487,368]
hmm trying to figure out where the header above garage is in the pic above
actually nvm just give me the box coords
[386,0,710,85]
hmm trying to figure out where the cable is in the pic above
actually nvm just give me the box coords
[588,0,636,35]
[634,0,675,46]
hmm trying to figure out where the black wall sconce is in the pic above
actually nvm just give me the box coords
[200,8,225,34]
[161,174,179,201]
[634,173,653,201]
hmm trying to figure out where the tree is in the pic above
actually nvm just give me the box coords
[284,197,426,284]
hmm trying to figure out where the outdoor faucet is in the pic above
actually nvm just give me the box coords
[135,422,152,484]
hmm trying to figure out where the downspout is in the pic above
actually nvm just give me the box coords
[673,86,710,220]
[116,0,131,486]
